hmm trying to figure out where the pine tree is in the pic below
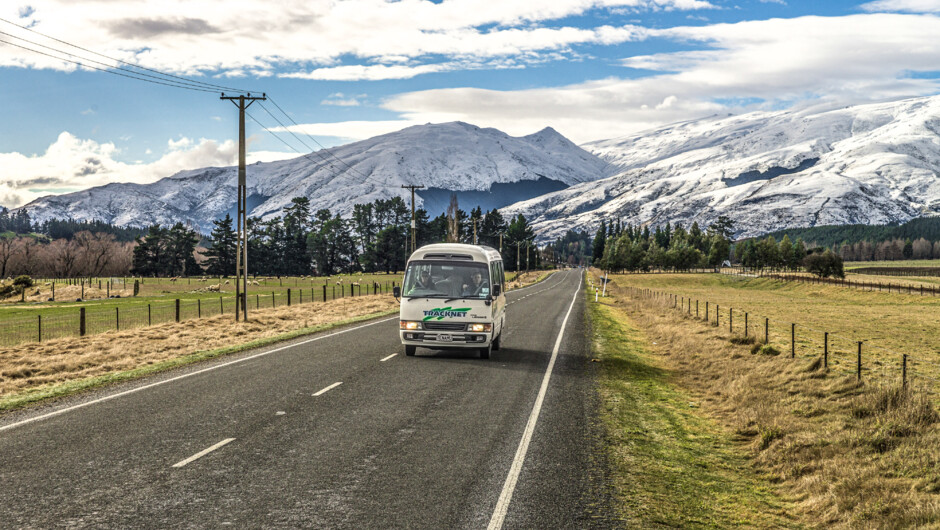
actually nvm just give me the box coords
[204,214,237,276]
[592,221,607,265]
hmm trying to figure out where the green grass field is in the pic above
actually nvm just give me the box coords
[845,259,940,269]
[604,272,940,388]
[0,272,403,319]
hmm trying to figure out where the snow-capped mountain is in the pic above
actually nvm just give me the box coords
[503,95,940,240]
[19,122,608,233]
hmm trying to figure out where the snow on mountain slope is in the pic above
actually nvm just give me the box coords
[503,95,940,240]
[19,122,608,232]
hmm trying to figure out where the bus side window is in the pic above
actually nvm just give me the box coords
[498,262,505,287]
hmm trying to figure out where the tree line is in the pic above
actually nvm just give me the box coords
[766,217,940,261]
[593,217,734,272]
[130,195,541,277]
[0,232,133,278]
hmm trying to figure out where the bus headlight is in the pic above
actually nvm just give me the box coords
[400,321,422,330]
[468,323,492,332]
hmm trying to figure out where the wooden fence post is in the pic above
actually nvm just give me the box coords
[857,341,862,381]
[80,307,86,337]
[744,313,748,337]
[38,314,41,342]
[175,299,180,322]
[729,308,733,332]
[288,288,292,306]
[902,354,908,387]
[116,307,120,331]
[323,285,327,302]
[824,332,828,368]
[765,317,769,344]
[791,323,796,358]
[198,298,201,318]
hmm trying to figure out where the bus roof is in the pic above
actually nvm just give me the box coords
[408,243,502,264]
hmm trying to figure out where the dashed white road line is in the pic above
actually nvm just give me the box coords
[0,316,398,434]
[312,382,343,396]
[487,271,583,530]
[172,438,236,468]
[380,353,397,362]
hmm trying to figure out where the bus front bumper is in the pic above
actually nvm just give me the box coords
[400,331,492,347]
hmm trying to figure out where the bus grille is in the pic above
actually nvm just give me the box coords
[423,322,467,331]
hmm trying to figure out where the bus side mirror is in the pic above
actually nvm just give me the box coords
[393,286,401,299]
[492,284,501,297]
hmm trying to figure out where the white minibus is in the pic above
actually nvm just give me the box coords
[395,243,506,359]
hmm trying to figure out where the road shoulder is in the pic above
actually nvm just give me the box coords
[589,288,794,527]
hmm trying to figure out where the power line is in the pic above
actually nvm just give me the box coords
[0,37,219,93]
[266,96,371,180]
[0,31,226,93]
[244,110,340,174]
[0,16,383,188]
[0,15,252,94]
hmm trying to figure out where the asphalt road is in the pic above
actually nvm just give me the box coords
[0,269,617,529]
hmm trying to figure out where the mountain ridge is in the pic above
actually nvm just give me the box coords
[18,121,608,233]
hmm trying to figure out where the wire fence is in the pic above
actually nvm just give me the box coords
[722,268,940,296]
[22,275,404,301]
[0,280,397,348]
[849,267,940,278]
[589,272,933,396]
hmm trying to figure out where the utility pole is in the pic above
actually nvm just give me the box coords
[526,241,530,272]
[516,241,520,272]
[401,184,425,254]
[473,218,478,245]
[221,92,266,322]
[499,232,503,253]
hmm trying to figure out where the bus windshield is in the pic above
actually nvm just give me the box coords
[402,261,491,299]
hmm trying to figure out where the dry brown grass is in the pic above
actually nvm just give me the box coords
[0,294,397,400]
[506,270,551,290]
[597,274,940,528]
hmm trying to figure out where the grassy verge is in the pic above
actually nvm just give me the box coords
[0,294,399,411]
[0,308,396,412]
[595,271,940,527]
[590,289,793,527]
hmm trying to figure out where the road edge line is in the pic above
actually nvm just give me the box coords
[487,270,583,530]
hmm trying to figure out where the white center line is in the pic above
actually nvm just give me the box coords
[172,438,236,468]
[380,353,397,362]
[312,381,343,396]
[487,272,582,530]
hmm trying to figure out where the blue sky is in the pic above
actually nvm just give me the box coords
[2,0,940,208]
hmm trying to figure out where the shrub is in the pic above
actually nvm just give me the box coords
[12,275,33,291]
[804,250,845,278]
[751,344,781,356]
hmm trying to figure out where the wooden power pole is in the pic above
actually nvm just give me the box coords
[221,92,266,322]
[401,184,425,254]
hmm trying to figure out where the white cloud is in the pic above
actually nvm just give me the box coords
[351,13,940,143]
[0,132,285,207]
[320,93,367,106]
[860,0,940,12]
[0,1,676,78]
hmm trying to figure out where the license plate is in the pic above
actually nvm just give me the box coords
[438,334,453,342]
